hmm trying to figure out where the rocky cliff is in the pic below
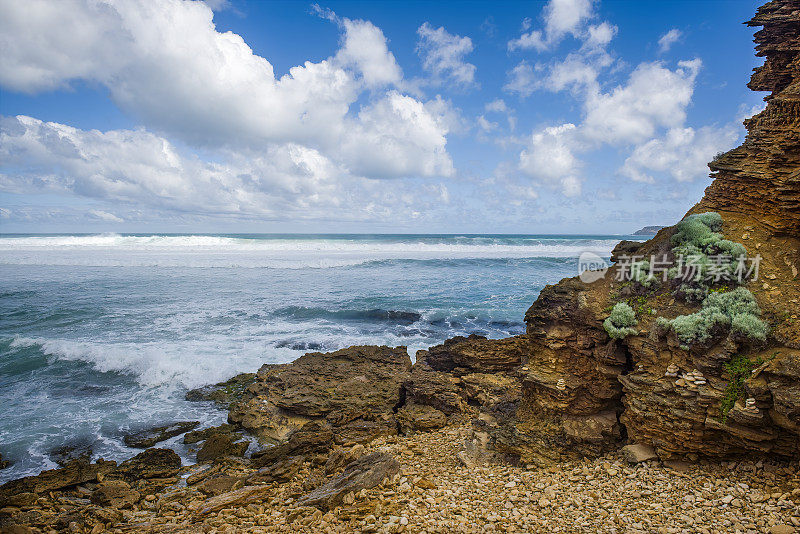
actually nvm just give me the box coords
[397,0,800,464]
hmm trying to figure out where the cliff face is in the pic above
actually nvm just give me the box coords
[406,0,800,464]
[702,0,800,238]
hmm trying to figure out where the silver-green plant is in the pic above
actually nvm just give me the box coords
[604,302,638,339]
[663,287,767,349]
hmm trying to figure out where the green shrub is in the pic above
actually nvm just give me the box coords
[669,212,750,302]
[661,287,767,348]
[603,302,638,339]
[731,313,768,342]
[670,308,730,347]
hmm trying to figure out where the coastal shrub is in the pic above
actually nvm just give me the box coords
[662,287,767,349]
[670,308,730,348]
[668,212,750,302]
[731,313,768,342]
[603,303,638,339]
[630,260,659,289]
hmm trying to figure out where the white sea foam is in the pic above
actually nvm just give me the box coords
[0,234,623,268]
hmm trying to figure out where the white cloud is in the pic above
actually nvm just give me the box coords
[0,0,453,180]
[515,57,727,196]
[89,210,124,222]
[0,114,460,222]
[658,29,682,53]
[581,59,701,144]
[508,0,595,51]
[477,116,498,132]
[519,123,582,195]
[416,23,477,86]
[0,115,342,216]
[619,125,739,183]
[503,61,537,97]
[584,22,617,50]
[335,18,403,88]
[485,99,508,113]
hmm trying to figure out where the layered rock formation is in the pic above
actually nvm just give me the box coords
[395,0,800,464]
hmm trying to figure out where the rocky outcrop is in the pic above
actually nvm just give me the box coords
[109,448,181,481]
[0,458,116,505]
[401,0,800,464]
[702,0,800,239]
[123,421,200,448]
[228,345,411,447]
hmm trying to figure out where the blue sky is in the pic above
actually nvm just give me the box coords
[0,0,764,234]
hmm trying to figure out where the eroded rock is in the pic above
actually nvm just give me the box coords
[297,452,399,510]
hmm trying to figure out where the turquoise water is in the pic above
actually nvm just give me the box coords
[0,233,636,482]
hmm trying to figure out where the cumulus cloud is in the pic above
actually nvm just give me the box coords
[519,123,582,196]
[515,55,734,195]
[658,29,682,53]
[503,61,537,97]
[416,23,477,86]
[0,0,453,180]
[508,0,595,51]
[582,59,702,144]
[619,125,739,183]
[0,115,460,222]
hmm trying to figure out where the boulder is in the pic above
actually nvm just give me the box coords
[402,362,464,415]
[0,453,9,469]
[298,452,399,510]
[423,335,527,375]
[396,403,447,433]
[90,480,141,508]
[251,421,332,468]
[196,434,249,462]
[621,444,659,464]
[229,346,411,445]
[123,421,200,448]
[247,456,303,484]
[111,448,181,480]
[196,475,243,496]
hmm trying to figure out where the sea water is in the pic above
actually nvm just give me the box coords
[0,233,638,482]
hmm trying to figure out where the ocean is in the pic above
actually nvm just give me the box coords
[0,233,638,483]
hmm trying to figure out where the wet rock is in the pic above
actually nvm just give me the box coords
[183,423,237,444]
[111,448,181,480]
[0,453,9,470]
[48,438,95,466]
[298,452,400,510]
[123,421,200,448]
[90,480,141,508]
[196,433,249,462]
[185,372,257,408]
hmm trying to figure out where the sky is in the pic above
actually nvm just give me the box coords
[0,0,766,234]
